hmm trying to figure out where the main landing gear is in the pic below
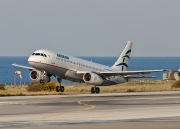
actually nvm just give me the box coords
[91,86,100,94]
[56,85,64,92]
[56,77,64,92]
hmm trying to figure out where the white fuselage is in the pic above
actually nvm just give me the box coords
[28,49,126,85]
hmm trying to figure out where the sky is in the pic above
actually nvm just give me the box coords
[0,0,180,57]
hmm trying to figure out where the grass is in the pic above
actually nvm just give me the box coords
[0,80,180,96]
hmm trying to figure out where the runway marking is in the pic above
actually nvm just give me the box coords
[33,100,96,120]
[78,100,96,111]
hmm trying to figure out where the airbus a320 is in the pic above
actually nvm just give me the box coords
[12,41,166,93]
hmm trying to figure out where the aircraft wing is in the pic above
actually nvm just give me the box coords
[77,69,167,78]
[12,63,35,70]
[124,75,156,78]
[100,69,167,76]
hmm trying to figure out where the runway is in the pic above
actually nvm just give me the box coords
[1,91,180,129]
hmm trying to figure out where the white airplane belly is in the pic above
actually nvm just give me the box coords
[65,70,83,81]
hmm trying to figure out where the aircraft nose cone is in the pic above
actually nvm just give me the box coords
[28,56,33,62]
[28,56,35,66]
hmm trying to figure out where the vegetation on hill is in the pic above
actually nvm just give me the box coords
[0,84,5,90]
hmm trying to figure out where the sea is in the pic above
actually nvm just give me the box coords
[0,56,180,85]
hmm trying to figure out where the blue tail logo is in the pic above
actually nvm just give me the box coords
[116,49,131,71]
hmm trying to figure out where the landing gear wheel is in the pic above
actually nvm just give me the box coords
[95,87,100,94]
[91,87,95,94]
[56,86,60,92]
[91,87,100,94]
[60,86,64,92]
[40,79,44,84]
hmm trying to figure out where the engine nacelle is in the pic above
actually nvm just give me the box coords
[83,72,103,85]
[29,70,50,83]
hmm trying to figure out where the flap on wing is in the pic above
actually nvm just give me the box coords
[12,63,34,70]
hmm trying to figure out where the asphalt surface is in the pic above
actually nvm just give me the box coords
[1,91,180,129]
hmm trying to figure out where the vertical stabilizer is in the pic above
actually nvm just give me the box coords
[112,41,133,71]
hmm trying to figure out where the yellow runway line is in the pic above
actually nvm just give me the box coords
[34,100,96,120]
[78,100,96,111]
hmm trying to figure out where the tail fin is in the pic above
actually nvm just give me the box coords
[112,41,133,71]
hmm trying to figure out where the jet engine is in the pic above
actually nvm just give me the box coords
[29,70,51,83]
[83,72,103,85]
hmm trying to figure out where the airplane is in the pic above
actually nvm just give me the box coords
[12,41,166,93]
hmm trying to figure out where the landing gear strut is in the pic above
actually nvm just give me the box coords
[91,86,100,94]
[40,71,46,84]
[56,77,64,92]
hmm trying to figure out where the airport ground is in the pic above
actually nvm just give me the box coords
[1,92,180,129]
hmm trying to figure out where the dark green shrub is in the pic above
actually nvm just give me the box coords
[43,82,56,91]
[171,80,180,88]
[27,82,56,92]
[26,82,43,92]
[0,84,5,90]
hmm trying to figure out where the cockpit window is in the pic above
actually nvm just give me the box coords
[35,53,40,56]
[32,53,47,57]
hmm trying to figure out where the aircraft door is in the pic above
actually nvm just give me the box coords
[51,53,56,65]
[79,62,83,70]
[49,53,56,72]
